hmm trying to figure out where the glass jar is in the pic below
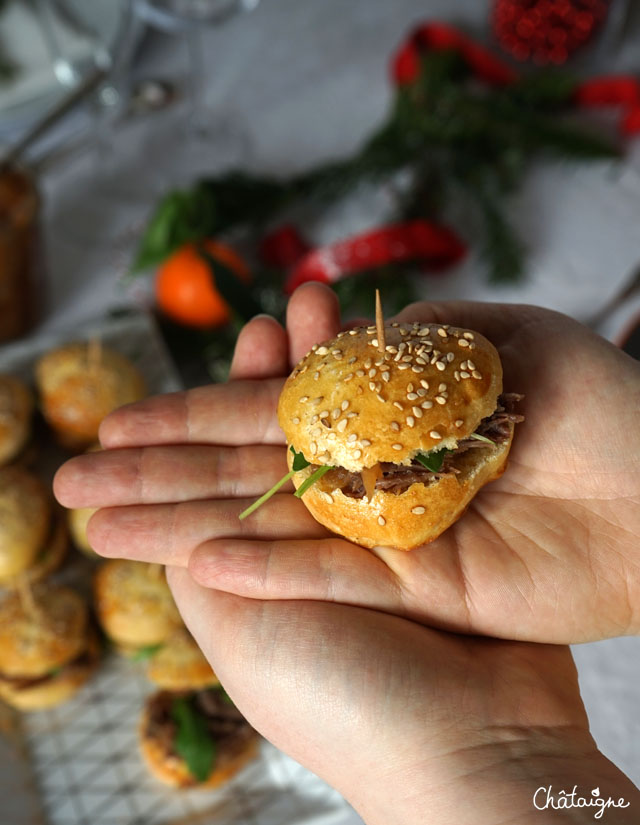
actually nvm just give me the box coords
[0,165,40,342]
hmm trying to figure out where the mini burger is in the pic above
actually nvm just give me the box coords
[0,585,99,710]
[93,560,182,656]
[35,341,146,449]
[145,628,219,691]
[139,687,259,788]
[242,320,522,550]
[0,374,34,466]
[0,467,68,588]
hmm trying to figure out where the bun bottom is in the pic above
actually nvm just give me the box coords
[139,712,259,789]
[146,631,219,691]
[291,429,514,550]
[0,631,100,711]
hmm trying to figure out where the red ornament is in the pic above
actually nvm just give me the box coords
[492,0,610,65]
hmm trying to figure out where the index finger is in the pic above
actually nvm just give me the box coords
[99,377,285,449]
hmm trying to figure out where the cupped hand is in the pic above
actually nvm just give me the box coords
[163,569,639,825]
[54,287,640,643]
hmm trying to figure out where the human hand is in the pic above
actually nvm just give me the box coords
[164,568,639,825]
[54,291,640,644]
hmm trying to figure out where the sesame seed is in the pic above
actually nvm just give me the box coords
[472,371,482,380]
[311,344,318,351]
[348,357,357,365]
[416,389,426,398]
[390,421,400,432]
[371,339,378,347]
[375,358,385,367]
[347,412,358,418]
[415,357,427,365]
[454,371,460,381]
[411,506,426,515]
[406,416,415,428]
[376,394,386,403]
[310,442,317,454]
[421,400,433,409]
[435,396,447,405]
[430,431,442,440]
[333,352,343,360]
[463,332,474,340]
[446,352,455,362]
[399,328,408,335]
[398,364,410,370]
[356,369,365,377]
[345,373,354,382]
[353,449,362,459]
[436,362,446,372]
[369,382,376,391]
[437,328,447,337]
[347,434,357,443]
[322,492,334,504]
[332,408,341,419]
[364,359,372,369]
[392,443,403,450]
[438,383,447,392]
[311,427,322,437]
[361,439,371,447]
[455,419,464,427]
[348,329,358,335]
[300,396,309,403]
[368,368,377,378]
[336,419,348,433]
[407,383,414,393]
[312,396,324,404]
[412,366,423,373]
[458,339,469,348]
[316,346,328,355]
[382,372,390,382]
[418,328,430,336]
[341,400,349,411]
[319,410,329,419]
[378,515,386,526]
[467,360,476,371]
[314,372,320,380]
[386,345,397,353]
[292,416,300,425]
[407,392,418,402]
[420,380,430,390]
[311,415,319,424]
[460,371,470,379]
[460,361,468,371]
[413,407,423,418]
[393,402,404,410]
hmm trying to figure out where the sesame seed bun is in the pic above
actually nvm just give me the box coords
[139,691,259,789]
[0,629,100,711]
[0,467,51,583]
[67,505,97,557]
[146,629,219,691]
[278,322,510,550]
[35,342,146,449]
[94,560,182,648]
[0,586,88,678]
[0,375,33,467]
[2,510,68,589]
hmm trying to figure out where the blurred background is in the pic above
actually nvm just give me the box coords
[1,1,639,823]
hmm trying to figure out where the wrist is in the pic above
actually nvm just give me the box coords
[347,729,639,825]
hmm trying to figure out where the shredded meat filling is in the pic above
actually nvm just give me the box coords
[327,393,524,499]
[145,688,255,762]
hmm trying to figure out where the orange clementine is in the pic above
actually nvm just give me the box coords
[155,240,251,328]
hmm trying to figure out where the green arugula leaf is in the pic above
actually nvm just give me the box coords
[290,446,311,471]
[468,432,495,445]
[293,464,334,498]
[171,697,216,783]
[131,643,164,662]
[415,448,453,473]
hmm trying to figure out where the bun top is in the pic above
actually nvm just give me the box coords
[0,374,33,466]
[0,586,88,677]
[278,322,502,473]
[0,467,50,580]
[35,342,146,446]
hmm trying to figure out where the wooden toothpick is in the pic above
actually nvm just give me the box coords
[375,289,386,352]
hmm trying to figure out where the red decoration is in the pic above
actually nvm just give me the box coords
[285,221,467,294]
[492,0,610,65]
[621,106,640,137]
[260,224,311,269]
[574,76,640,107]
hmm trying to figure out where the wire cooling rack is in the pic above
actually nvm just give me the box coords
[0,312,357,825]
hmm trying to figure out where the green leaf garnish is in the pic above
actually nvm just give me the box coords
[294,464,334,498]
[131,643,164,662]
[238,446,314,520]
[415,448,453,473]
[290,446,311,471]
[171,697,216,783]
[468,432,495,445]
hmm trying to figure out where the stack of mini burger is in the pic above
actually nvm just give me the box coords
[0,373,34,466]
[0,585,99,710]
[93,559,260,787]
